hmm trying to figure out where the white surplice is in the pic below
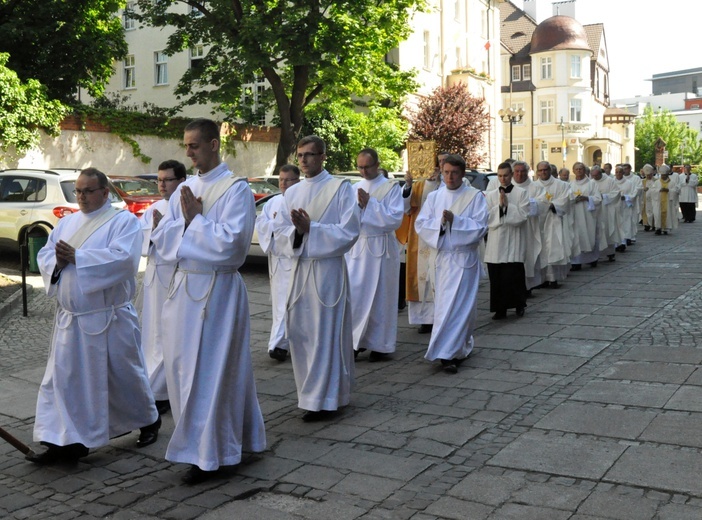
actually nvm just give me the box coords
[139,198,172,401]
[679,173,699,205]
[514,178,547,289]
[276,171,360,411]
[569,177,602,264]
[533,177,571,282]
[484,185,529,263]
[415,185,488,361]
[624,173,644,237]
[592,175,621,252]
[614,175,637,241]
[256,194,292,352]
[151,163,266,471]
[346,176,404,354]
[34,202,158,448]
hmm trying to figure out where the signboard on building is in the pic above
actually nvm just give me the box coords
[551,147,562,153]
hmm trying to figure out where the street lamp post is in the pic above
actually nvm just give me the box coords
[558,117,566,168]
[498,106,525,159]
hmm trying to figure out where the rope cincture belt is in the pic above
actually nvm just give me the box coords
[168,266,239,319]
[56,301,131,336]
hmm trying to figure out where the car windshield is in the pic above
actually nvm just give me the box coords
[112,178,160,196]
[249,180,280,195]
[60,180,123,204]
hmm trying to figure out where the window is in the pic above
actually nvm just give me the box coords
[190,45,205,71]
[692,104,700,109]
[540,100,553,123]
[569,98,582,122]
[512,144,525,161]
[242,76,268,126]
[1,177,46,202]
[481,9,488,39]
[540,142,548,161]
[570,55,581,78]
[455,47,462,68]
[511,65,521,82]
[423,31,431,70]
[454,0,461,21]
[541,57,552,80]
[512,103,525,126]
[523,64,531,81]
[123,2,136,30]
[154,51,168,85]
[124,55,136,89]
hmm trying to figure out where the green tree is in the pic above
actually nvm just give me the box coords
[302,101,407,172]
[407,83,491,168]
[135,0,424,171]
[635,105,702,167]
[0,0,127,102]
[0,53,67,155]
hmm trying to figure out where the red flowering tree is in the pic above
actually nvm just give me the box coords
[407,83,490,168]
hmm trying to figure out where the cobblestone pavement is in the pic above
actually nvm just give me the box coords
[2,218,702,519]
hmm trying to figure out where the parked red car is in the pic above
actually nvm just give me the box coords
[109,176,162,217]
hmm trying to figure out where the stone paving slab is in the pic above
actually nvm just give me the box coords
[534,402,656,438]
[570,380,679,407]
[524,338,610,358]
[639,411,702,448]
[605,444,702,496]
[599,361,696,384]
[551,325,629,341]
[501,351,588,375]
[488,431,628,479]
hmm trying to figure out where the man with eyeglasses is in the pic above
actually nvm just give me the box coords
[138,160,187,416]
[28,168,160,465]
[345,148,403,362]
[150,118,266,484]
[255,164,300,362]
[275,135,360,422]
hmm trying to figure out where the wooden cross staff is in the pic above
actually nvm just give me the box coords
[0,425,36,458]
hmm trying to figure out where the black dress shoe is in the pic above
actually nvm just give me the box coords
[626,239,632,246]
[570,264,581,271]
[26,442,88,465]
[301,409,338,422]
[182,465,218,485]
[368,351,390,362]
[440,359,458,374]
[644,225,651,231]
[589,261,598,268]
[526,289,533,298]
[156,400,171,415]
[516,307,525,317]
[137,416,161,448]
[353,347,366,360]
[654,229,662,235]
[418,324,433,334]
[608,254,616,262]
[492,311,507,320]
[269,347,288,362]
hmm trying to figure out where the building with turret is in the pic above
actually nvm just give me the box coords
[499,0,635,168]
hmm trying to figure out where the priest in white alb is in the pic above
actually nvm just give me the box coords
[346,148,403,361]
[512,161,547,292]
[275,135,360,421]
[650,164,680,235]
[569,162,602,270]
[485,162,529,320]
[151,119,266,485]
[29,168,160,465]
[533,161,571,288]
[415,154,488,374]
[612,165,637,251]
[139,160,187,415]
[255,164,300,362]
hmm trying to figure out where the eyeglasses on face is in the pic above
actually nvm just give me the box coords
[73,187,105,196]
[157,177,179,184]
[296,152,322,160]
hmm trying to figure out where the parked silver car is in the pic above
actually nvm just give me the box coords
[0,168,125,253]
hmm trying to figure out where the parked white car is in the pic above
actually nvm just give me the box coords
[0,169,126,254]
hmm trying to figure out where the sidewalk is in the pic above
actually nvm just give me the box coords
[2,221,702,519]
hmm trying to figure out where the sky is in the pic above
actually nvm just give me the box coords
[512,0,700,100]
